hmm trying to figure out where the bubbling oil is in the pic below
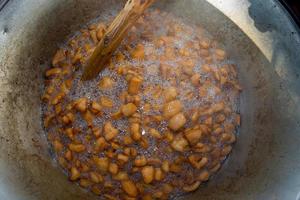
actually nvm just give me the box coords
[42,9,241,200]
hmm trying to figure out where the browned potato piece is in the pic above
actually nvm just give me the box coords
[111,109,123,120]
[80,179,92,188]
[129,116,140,124]
[74,97,88,112]
[204,116,212,126]
[199,39,210,49]
[211,102,224,113]
[149,128,162,139]
[70,167,80,181]
[154,168,163,181]
[94,157,109,172]
[58,157,67,168]
[142,194,153,200]
[229,133,236,144]
[220,75,227,85]
[96,23,106,40]
[130,148,137,157]
[141,166,155,184]
[188,155,208,169]
[171,135,188,152]
[116,52,125,62]
[94,137,108,152]
[147,157,161,165]
[153,191,164,199]
[163,100,183,119]
[121,103,137,117]
[91,101,102,114]
[213,69,221,81]
[210,163,221,173]
[82,110,94,126]
[162,183,173,194]
[202,64,211,73]
[131,44,145,60]
[106,149,116,159]
[122,180,138,197]
[117,154,129,164]
[169,163,181,173]
[133,95,141,106]
[164,130,174,143]
[191,110,200,123]
[163,87,177,102]
[221,145,232,156]
[124,147,131,156]
[194,143,211,153]
[52,49,65,66]
[183,181,201,192]
[69,143,86,153]
[160,64,171,79]
[235,114,241,126]
[46,68,62,77]
[41,93,51,103]
[46,85,55,95]
[123,135,133,145]
[64,150,72,161]
[199,124,210,135]
[168,113,186,131]
[213,127,223,135]
[184,129,202,145]
[165,47,175,59]
[128,77,143,95]
[90,171,103,183]
[63,128,73,141]
[71,48,82,64]
[215,49,226,60]
[216,114,226,123]
[44,114,54,127]
[91,127,101,138]
[220,133,231,142]
[140,137,149,149]
[181,60,195,76]
[109,163,119,175]
[100,96,114,108]
[198,170,210,182]
[130,123,141,141]
[53,140,63,152]
[134,155,147,167]
[113,171,129,181]
[103,122,119,141]
[99,76,114,89]
[91,186,102,195]
[198,86,207,97]
[90,30,98,44]
[191,73,201,86]
[162,160,170,173]
[224,122,234,132]
[179,48,190,56]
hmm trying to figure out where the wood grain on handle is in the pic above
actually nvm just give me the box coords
[81,0,155,81]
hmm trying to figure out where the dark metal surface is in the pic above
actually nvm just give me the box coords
[279,0,300,28]
[0,0,9,11]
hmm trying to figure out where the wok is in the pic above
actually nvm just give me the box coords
[0,0,300,199]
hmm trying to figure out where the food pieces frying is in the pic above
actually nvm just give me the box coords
[42,9,241,200]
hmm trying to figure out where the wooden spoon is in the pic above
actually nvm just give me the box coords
[81,0,155,81]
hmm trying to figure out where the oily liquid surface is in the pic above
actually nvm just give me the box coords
[42,10,241,200]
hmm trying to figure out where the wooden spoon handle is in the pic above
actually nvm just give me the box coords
[81,0,155,81]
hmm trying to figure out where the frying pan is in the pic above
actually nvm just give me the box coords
[0,0,300,199]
